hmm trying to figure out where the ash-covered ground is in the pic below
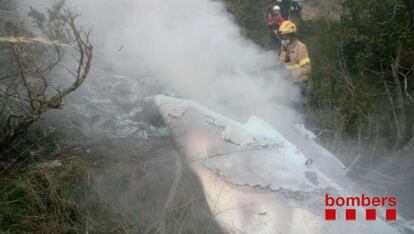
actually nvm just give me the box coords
[40,65,224,233]
[39,62,414,232]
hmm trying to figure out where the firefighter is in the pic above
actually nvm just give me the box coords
[274,0,302,20]
[278,20,311,85]
[289,0,303,23]
[275,0,291,19]
[290,0,302,16]
[266,5,285,50]
[267,5,285,32]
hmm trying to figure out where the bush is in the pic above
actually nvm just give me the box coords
[222,0,270,47]
[306,0,414,157]
[0,1,92,158]
[221,0,414,159]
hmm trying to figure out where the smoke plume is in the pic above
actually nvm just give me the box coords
[18,0,302,127]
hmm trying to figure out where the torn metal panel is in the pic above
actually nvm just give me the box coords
[203,150,328,193]
[191,162,399,234]
[151,95,401,234]
[153,95,283,162]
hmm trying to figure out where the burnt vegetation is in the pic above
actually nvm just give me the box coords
[0,0,92,159]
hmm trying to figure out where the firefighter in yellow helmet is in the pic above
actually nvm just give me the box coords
[278,20,311,84]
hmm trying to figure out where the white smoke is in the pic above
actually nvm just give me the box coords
[18,0,302,126]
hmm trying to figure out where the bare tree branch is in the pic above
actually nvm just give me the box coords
[0,7,93,157]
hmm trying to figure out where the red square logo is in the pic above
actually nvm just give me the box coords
[346,209,356,221]
[325,209,336,220]
[366,209,376,221]
[386,209,397,221]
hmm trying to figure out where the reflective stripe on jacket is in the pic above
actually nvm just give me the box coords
[279,39,311,81]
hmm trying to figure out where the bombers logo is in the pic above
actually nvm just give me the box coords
[324,194,397,221]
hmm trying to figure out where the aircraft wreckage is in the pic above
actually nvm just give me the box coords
[146,95,404,234]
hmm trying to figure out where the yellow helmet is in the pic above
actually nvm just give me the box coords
[279,20,297,34]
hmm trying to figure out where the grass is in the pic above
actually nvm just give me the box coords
[0,135,224,234]
[0,157,86,233]
[0,154,128,234]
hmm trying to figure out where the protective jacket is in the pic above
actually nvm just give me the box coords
[266,15,285,31]
[279,39,311,81]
